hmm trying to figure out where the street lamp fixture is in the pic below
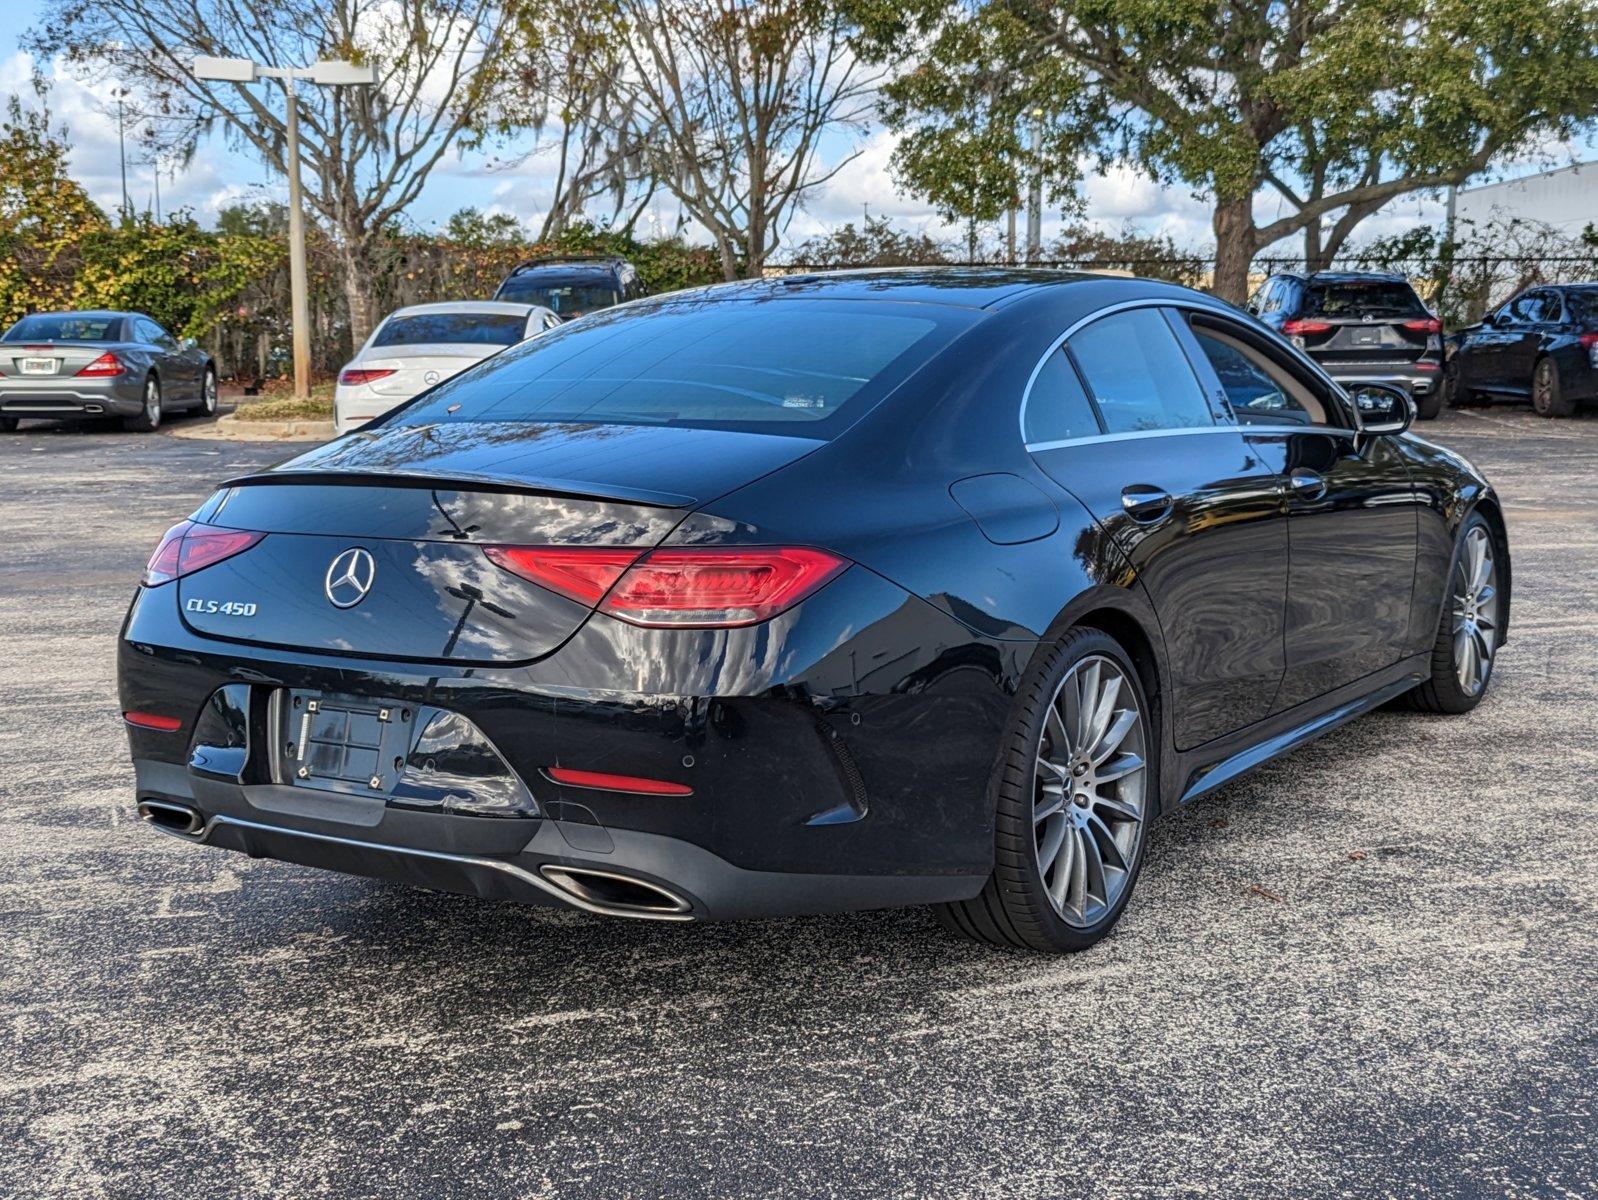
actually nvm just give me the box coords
[193,55,377,402]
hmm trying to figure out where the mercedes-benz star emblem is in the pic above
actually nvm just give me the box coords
[324,547,376,609]
[423,370,440,385]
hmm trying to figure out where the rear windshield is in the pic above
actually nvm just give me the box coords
[371,312,529,348]
[1303,280,1425,319]
[392,298,963,439]
[496,278,619,317]
[2,314,120,341]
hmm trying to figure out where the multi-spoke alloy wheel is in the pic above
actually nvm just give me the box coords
[1032,655,1147,927]
[1450,525,1498,696]
[939,628,1155,952]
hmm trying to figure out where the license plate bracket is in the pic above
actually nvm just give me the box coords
[280,690,414,794]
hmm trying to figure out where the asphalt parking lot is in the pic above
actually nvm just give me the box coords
[2,407,1594,1199]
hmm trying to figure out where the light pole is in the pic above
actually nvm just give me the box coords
[193,56,376,402]
[1025,108,1045,264]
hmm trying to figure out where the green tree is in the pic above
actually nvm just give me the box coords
[0,93,108,326]
[442,207,528,249]
[786,214,955,265]
[852,0,1598,301]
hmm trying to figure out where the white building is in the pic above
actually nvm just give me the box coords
[1454,161,1595,235]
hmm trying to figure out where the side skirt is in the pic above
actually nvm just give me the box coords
[1173,655,1429,807]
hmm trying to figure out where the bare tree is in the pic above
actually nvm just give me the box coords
[496,0,660,241]
[31,0,522,345]
[613,0,878,279]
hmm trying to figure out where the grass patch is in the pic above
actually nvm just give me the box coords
[233,382,335,422]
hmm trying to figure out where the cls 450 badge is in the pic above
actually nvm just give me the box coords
[184,598,258,617]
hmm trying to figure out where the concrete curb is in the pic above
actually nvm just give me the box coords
[166,413,336,443]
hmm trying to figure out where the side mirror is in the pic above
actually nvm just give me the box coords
[1349,383,1414,436]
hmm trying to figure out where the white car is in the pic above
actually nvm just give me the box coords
[334,301,560,434]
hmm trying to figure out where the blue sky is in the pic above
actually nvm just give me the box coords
[3,1,1591,256]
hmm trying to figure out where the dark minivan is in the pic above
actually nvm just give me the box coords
[493,256,644,321]
[1249,271,1444,417]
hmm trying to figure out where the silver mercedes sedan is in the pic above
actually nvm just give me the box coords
[0,310,217,433]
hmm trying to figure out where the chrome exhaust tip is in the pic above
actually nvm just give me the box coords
[539,865,694,917]
[137,799,205,838]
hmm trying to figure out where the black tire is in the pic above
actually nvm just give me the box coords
[1443,361,1480,409]
[1414,387,1443,420]
[197,366,219,418]
[0,417,17,433]
[1403,512,1502,714]
[1530,356,1575,419]
[123,375,162,432]
[937,627,1156,953]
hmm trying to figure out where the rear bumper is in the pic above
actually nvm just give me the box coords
[1318,363,1440,396]
[119,566,1018,920]
[0,379,143,416]
[133,759,982,920]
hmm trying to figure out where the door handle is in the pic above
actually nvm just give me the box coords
[1120,484,1173,521]
[1288,469,1326,501]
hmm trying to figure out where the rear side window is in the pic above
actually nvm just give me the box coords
[1303,280,1424,318]
[1067,309,1215,434]
[372,312,531,348]
[1024,350,1101,444]
[3,314,119,341]
[398,299,961,439]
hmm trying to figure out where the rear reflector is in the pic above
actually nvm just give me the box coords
[1402,317,1442,334]
[339,368,396,386]
[545,767,693,796]
[483,546,644,606]
[124,710,183,731]
[483,545,849,627]
[143,521,265,586]
[76,351,124,378]
[1415,361,1439,371]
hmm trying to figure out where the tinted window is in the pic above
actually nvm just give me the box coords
[372,312,530,348]
[137,318,174,346]
[399,299,958,438]
[1303,280,1425,318]
[496,279,620,317]
[1024,350,1101,444]
[1068,309,1215,434]
[2,314,119,342]
[1506,293,1542,323]
[1191,330,1316,426]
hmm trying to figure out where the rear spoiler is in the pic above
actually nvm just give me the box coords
[217,468,694,509]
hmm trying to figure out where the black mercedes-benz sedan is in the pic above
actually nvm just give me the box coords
[1444,283,1598,418]
[118,270,1510,952]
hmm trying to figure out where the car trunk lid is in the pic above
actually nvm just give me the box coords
[174,421,823,664]
[352,347,500,397]
[0,341,119,380]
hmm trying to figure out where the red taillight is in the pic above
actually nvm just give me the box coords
[483,545,849,627]
[123,710,183,731]
[602,547,848,627]
[483,546,644,606]
[1281,319,1333,336]
[1415,361,1439,372]
[76,351,124,377]
[1580,332,1598,349]
[545,767,693,796]
[1402,317,1442,334]
[142,521,265,586]
[339,368,396,386]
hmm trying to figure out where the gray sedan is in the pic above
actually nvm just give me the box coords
[0,310,217,432]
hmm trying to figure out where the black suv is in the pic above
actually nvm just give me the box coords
[1248,271,1444,417]
[493,256,643,321]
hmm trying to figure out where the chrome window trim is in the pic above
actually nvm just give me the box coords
[1018,296,1355,452]
[1026,423,1354,453]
